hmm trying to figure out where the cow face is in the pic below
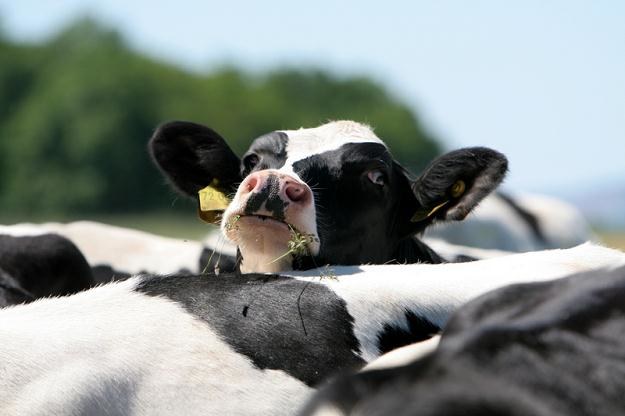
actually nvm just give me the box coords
[150,120,507,273]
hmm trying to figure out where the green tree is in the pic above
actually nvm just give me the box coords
[0,18,440,217]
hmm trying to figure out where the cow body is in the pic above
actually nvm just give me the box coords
[302,264,625,416]
[0,278,310,416]
[0,222,236,283]
[0,232,94,305]
[1,243,623,415]
[427,192,596,252]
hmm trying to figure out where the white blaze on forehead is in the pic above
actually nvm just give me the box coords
[280,121,386,168]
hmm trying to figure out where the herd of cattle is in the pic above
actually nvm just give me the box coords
[1,120,623,415]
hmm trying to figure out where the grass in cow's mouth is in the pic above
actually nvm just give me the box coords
[268,224,318,265]
[224,214,320,267]
[225,214,241,232]
[227,214,286,230]
[319,265,337,280]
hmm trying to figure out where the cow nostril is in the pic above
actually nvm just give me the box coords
[285,183,307,203]
[245,175,259,193]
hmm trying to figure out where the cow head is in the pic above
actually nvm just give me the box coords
[150,120,507,273]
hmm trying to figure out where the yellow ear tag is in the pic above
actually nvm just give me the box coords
[198,181,230,212]
[450,180,466,198]
[410,181,466,223]
[410,200,450,223]
[197,180,231,224]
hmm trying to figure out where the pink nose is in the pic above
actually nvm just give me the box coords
[241,171,311,205]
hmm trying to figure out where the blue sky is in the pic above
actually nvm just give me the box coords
[1,1,624,195]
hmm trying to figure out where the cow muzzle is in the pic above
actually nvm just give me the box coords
[221,169,320,271]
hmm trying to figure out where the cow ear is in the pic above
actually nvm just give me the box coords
[149,120,242,198]
[409,147,508,226]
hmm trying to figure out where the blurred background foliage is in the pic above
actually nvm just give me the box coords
[0,18,440,219]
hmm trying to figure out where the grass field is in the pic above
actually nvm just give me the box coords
[597,231,625,251]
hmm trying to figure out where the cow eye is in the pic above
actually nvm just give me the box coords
[243,154,260,173]
[367,169,386,186]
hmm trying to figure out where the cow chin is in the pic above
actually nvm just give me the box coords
[221,213,320,273]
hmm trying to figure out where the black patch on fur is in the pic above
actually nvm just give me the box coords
[241,131,289,176]
[0,233,94,298]
[91,265,132,284]
[136,272,364,386]
[303,266,625,416]
[0,267,34,307]
[243,174,288,221]
[377,310,440,354]
[284,143,445,267]
[453,254,478,263]
[497,191,547,245]
[198,247,238,274]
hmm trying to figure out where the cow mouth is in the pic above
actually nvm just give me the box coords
[223,214,319,256]
[226,214,290,232]
[220,203,321,274]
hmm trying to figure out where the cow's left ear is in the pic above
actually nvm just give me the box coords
[149,120,241,197]
[407,147,508,226]
[149,121,242,223]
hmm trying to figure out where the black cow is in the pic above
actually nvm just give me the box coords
[0,233,94,306]
[150,120,508,273]
[302,264,625,416]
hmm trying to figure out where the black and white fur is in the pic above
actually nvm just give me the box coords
[1,243,623,415]
[302,263,625,416]
[0,232,94,306]
[150,120,508,273]
[0,222,236,283]
[0,267,34,307]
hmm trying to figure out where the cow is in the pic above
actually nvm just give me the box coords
[426,191,597,252]
[0,220,510,283]
[0,231,94,305]
[0,267,34,307]
[1,243,623,415]
[301,264,625,416]
[0,222,236,283]
[149,120,509,273]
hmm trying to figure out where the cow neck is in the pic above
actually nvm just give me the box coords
[392,236,446,265]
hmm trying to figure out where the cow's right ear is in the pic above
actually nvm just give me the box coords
[407,147,508,228]
[149,121,242,198]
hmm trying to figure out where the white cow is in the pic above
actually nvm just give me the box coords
[1,243,623,415]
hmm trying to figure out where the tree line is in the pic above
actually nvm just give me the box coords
[0,18,440,217]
